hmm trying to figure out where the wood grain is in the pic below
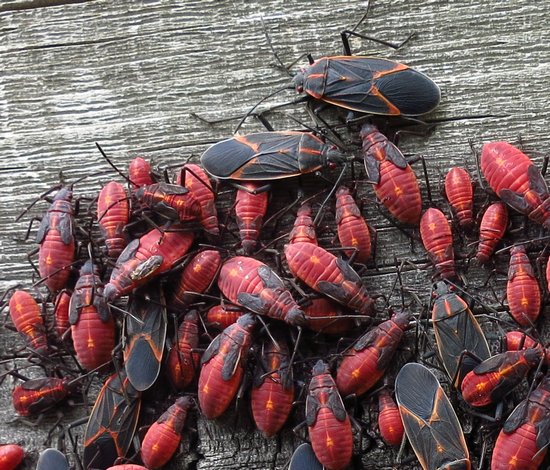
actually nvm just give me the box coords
[0,0,549,468]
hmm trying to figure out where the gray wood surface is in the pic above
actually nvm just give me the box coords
[0,0,549,469]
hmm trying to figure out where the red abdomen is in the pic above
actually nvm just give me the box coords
[491,423,544,470]
[507,246,540,326]
[378,390,404,447]
[420,208,455,279]
[39,231,75,292]
[71,307,115,370]
[0,444,24,470]
[445,167,473,230]
[335,186,371,263]
[481,142,532,195]
[235,183,269,254]
[97,181,129,259]
[8,290,48,354]
[476,202,508,264]
[166,312,200,390]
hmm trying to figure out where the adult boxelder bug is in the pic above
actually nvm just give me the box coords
[336,309,411,397]
[235,182,269,254]
[169,249,222,312]
[140,396,193,469]
[36,448,69,470]
[491,374,550,470]
[200,131,346,182]
[335,186,372,263]
[97,181,130,259]
[104,226,194,301]
[377,389,405,447]
[289,443,323,470]
[460,348,542,408]
[35,187,76,292]
[0,444,24,470]
[293,56,440,116]
[360,123,422,225]
[176,163,220,236]
[251,334,294,437]
[8,289,48,355]
[135,182,201,223]
[166,310,201,390]
[218,256,306,326]
[198,313,256,419]
[507,245,540,327]
[306,360,353,470]
[480,142,550,228]
[288,202,318,245]
[69,260,115,371]
[53,289,71,340]
[128,156,155,190]
[12,376,73,417]
[123,287,167,392]
[83,370,141,470]
[419,208,455,279]
[395,363,470,470]
[476,202,508,264]
[444,167,474,231]
[431,282,490,388]
[284,242,374,316]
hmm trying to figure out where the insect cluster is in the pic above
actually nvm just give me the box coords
[1,18,550,470]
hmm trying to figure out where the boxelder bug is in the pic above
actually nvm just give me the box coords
[8,289,48,355]
[431,282,490,388]
[106,465,148,470]
[235,182,269,255]
[12,376,72,417]
[53,289,71,340]
[480,142,550,228]
[140,396,193,469]
[335,186,372,263]
[35,186,76,293]
[205,304,244,331]
[251,334,294,437]
[289,442,323,470]
[97,180,130,259]
[36,448,69,470]
[200,131,346,182]
[491,374,550,470]
[104,226,194,301]
[460,348,542,408]
[0,444,25,470]
[198,313,256,419]
[301,297,354,335]
[419,208,455,279]
[306,360,353,470]
[166,310,201,390]
[377,389,405,447]
[360,123,422,225]
[69,260,115,371]
[123,286,167,392]
[135,182,202,223]
[506,245,540,327]
[444,167,474,231]
[476,202,508,264]
[395,363,471,470]
[336,309,411,397]
[83,370,141,470]
[288,202,318,245]
[504,331,550,365]
[128,156,155,190]
[218,256,306,326]
[284,242,374,316]
[293,55,441,116]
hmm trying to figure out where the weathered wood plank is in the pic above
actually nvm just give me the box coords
[0,0,549,469]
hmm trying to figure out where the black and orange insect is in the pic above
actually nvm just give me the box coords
[395,363,471,470]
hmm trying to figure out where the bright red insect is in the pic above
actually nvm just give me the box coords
[461,348,542,407]
[360,123,422,225]
[135,182,202,223]
[377,389,404,447]
[288,202,318,245]
[141,396,193,469]
[104,226,194,301]
[284,242,374,316]
[507,245,540,326]
[491,374,550,470]
[301,297,354,335]
[335,186,371,263]
[251,336,294,437]
[169,249,221,312]
[53,289,71,340]
[218,256,306,326]
[205,304,244,330]
[444,167,474,231]
[336,310,410,397]
[176,163,220,236]
[166,310,201,390]
[12,377,71,417]
[97,181,130,259]
[8,290,48,355]
[0,444,24,470]
[234,182,269,254]
[419,208,455,279]
[128,156,154,190]
[69,261,115,371]
[107,465,148,470]
[504,331,550,366]
[36,187,76,292]
[306,360,353,470]
[476,202,508,264]
[198,314,256,419]
[481,141,550,228]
